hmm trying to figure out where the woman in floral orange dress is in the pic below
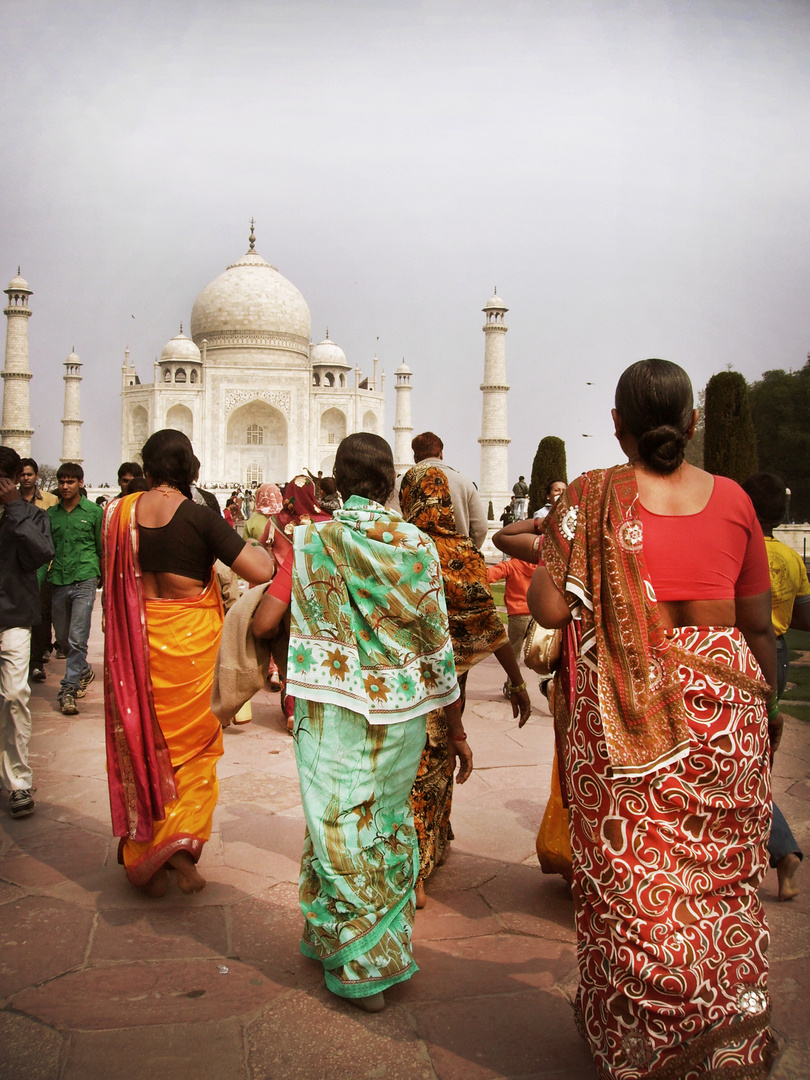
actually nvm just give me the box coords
[400,464,532,906]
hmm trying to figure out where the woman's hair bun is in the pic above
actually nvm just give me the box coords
[636,424,688,474]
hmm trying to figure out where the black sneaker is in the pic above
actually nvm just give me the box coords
[9,789,35,818]
[76,669,95,698]
[60,691,79,716]
[30,668,47,683]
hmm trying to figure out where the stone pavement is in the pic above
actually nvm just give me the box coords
[1,597,810,1080]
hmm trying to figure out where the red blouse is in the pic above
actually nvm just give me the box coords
[637,475,770,601]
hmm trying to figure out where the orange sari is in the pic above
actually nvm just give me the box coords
[103,494,224,886]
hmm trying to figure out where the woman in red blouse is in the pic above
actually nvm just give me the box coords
[497,359,779,1079]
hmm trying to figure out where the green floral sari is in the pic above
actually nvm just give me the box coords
[289,496,458,998]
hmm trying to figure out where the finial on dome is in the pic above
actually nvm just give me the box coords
[180,322,183,334]
[249,218,256,250]
[493,285,497,294]
[325,326,329,340]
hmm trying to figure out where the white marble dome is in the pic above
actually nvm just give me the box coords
[190,248,311,343]
[311,335,349,369]
[483,291,507,311]
[160,328,201,364]
[5,271,31,295]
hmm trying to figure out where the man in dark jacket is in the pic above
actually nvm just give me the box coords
[0,446,54,818]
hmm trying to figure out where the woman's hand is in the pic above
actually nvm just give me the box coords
[448,735,473,785]
[444,699,473,784]
[511,686,532,728]
[493,642,533,726]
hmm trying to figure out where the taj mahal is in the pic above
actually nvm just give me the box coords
[2,224,514,524]
[120,223,386,486]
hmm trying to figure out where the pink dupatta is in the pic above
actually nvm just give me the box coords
[102,493,177,840]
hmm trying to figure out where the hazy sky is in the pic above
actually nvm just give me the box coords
[1,0,808,486]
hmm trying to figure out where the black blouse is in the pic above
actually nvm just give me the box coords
[138,500,245,580]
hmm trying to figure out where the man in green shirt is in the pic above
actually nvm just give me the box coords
[46,463,102,716]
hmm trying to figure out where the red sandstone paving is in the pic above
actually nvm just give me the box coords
[762,898,810,962]
[230,881,323,988]
[0,897,93,1000]
[479,863,576,943]
[12,958,289,1029]
[37,777,116,835]
[246,991,436,1080]
[0,822,109,887]
[401,934,579,1002]
[90,905,230,962]
[427,851,507,894]
[219,837,302,882]
[62,1019,247,1080]
[769,955,810,1040]
[218,805,306,857]
[412,989,596,1079]
[412,889,502,941]
[0,1012,64,1080]
[772,1036,810,1080]
[0,879,25,906]
[217,769,302,809]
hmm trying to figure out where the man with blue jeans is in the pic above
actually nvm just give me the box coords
[47,463,102,716]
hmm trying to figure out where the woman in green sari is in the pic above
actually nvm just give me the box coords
[253,433,472,1012]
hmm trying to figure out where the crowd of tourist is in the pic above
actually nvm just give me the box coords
[2,356,809,1077]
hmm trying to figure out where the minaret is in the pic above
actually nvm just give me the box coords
[478,289,510,524]
[393,359,414,474]
[60,349,83,464]
[1,269,34,454]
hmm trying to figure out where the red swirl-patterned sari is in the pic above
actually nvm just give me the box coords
[544,466,777,1080]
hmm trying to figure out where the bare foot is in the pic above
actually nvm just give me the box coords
[168,850,206,894]
[777,852,801,901]
[414,881,427,909]
[352,992,385,1013]
[141,866,169,898]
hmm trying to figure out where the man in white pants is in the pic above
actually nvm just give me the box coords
[0,447,54,818]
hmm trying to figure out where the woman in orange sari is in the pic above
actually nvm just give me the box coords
[103,430,273,897]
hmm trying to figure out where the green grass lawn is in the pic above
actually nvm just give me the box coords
[489,580,508,624]
[782,628,810,721]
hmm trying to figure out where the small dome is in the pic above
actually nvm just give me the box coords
[6,272,31,293]
[66,350,81,364]
[395,360,412,375]
[483,291,507,312]
[190,247,311,343]
[311,335,349,369]
[160,329,201,364]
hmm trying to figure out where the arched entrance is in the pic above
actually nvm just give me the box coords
[166,404,193,442]
[226,400,287,484]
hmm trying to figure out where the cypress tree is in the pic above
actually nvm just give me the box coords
[749,359,810,521]
[703,371,758,482]
[528,436,567,516]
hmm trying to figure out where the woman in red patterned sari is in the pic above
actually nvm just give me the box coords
[499,360,781,1078]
